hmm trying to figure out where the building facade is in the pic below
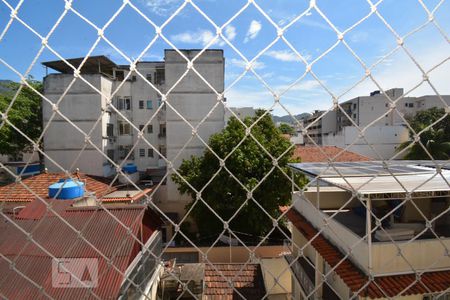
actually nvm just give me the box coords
[284,161,450,299]
[42,50,225,216]
[305,88,450,159]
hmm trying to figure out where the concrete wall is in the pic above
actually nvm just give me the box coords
[43,74,113,176]
[164,50,225,211]
[163,245,285,263]
[224,107,256,124]
[323,125,409,159]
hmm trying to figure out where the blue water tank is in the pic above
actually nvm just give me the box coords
[48,179,85,200]
[123,163,137,174]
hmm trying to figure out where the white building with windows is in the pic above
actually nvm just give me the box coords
[304,88,450,159]
[42,49,225,217]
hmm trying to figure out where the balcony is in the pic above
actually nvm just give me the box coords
[285,254,339,299]
[292,190,450,276]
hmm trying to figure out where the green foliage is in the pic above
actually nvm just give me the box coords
[172,109,305,237]
[399,107,450,160]
[0,79,42,160]
[278,123,295,135]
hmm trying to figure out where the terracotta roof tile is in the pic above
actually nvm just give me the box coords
[0,172,116,202]
[293,146,370,162]
[203,264,266,299]
[282,206,450,299]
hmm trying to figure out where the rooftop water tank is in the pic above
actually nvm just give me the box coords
[122,163,137,174]
[48,179,85,200]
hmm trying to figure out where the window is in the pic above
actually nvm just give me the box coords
[139,125,145,131]
[118,145,134,160]
[115,70,124,81]
[106,124,114,137]
[154,68,165,85]
[139,148,145,157]
[146,100,153,109]
[159,124,166,138]
[118,122,131,135]
[148,149,153,157]
[385,103,388,107]
[353,113,356,119]
[146,73,152,81]
[159,146,167,157]
[408,103,414,108]
[147,125,153,134]
[405,103,408,107]
[107,149,115,161]
[117,97,131,110]
[139,100,144,109]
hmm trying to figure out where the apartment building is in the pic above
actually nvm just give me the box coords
[284,161,450,299]
[305,88,450,159]
[303,110,337,145]
[42,50,225,215]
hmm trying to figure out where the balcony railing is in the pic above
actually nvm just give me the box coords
[292,191,450,275]
[285,254,315,298]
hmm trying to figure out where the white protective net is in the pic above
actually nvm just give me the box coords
[0,0,449,299]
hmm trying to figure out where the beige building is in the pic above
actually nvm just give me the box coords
[284,161,450,299]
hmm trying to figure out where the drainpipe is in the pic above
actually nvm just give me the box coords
[366,196,372,274]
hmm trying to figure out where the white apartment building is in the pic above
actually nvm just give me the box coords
[285,161,450,299]
[305,88,450,159]
[42,50,225,216]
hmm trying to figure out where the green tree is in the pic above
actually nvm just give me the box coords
[0,79,43,161]
[399,107,450,159]
[278,123,295,135]
[172,110,305,238]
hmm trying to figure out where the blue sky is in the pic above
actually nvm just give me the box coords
[0,0,449,116]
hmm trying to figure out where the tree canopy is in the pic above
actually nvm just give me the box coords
[0,79,42,160]
[278,123,295,135]
[399,107,450,160]
[172,109,305,238]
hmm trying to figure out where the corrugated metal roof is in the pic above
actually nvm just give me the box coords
[0,205,158,299]
[282,206,450,298]
[321,171,450,194]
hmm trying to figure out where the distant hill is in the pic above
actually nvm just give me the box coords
[0,80,16,96]
[272,112,311,124]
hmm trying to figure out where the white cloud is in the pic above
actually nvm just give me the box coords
[339,42,450,100]
[141,0,181,16]
[276,80,322,93]
[224,25,236,41]
[264,50,309,62]
[244,20,262,43]
[171,29,225,46]
[230,58,265,70]
[349,31,369,43]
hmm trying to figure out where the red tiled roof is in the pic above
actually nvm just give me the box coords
[203,264,266,299]
[0,204,160,299]
[293,146,370,162]
[0,172,116,202]
[282,206,450,298]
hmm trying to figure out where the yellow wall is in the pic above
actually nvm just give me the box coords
[163,245,286,263]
